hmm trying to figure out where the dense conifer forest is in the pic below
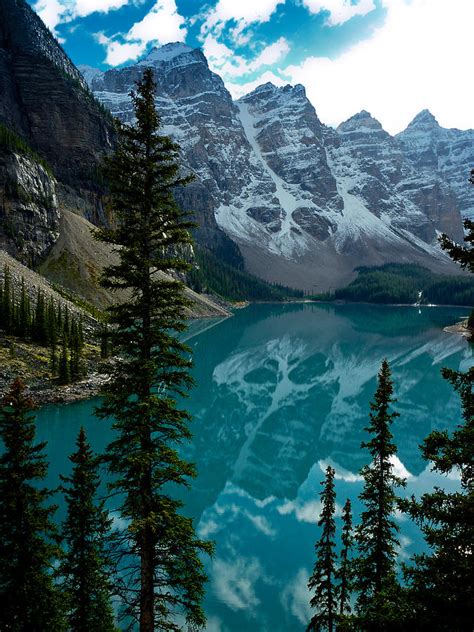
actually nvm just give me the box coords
[187,248,304,301]
[334,263,474,305]
[0,265,86,383]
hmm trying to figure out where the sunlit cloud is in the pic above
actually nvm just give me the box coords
[301,0,376,26]
[201,0,286,41]
[97,0,187,66]
[286,0,474,133]
[34,0,136,36]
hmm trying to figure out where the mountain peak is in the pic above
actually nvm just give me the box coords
[406,109,440,129]
[139,42,194,65]
[337,110,385,134]
[239,82,306,103]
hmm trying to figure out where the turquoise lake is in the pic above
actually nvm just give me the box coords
[35,303,472,631]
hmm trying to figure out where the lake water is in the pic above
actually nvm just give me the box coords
[35,303,472,631]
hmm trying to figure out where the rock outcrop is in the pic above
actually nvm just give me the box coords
[0,0,114,260]
[396,110,474,222]
[0,150,60,263]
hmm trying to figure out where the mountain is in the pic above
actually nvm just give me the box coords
[0,0,114,264]
[85,43,469,292]
[396,109,474,221]
[0,7,228,318]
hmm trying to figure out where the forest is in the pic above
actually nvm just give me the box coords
[334,263,474,306]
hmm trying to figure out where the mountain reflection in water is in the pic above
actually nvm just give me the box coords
[35,303,471,631]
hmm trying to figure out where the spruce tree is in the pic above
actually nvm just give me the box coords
[308,465,338,632]
[353,359,406,629]
[95,68,212,631]
[59,336,71,385]
[439,170,474,332]
[402,367,474,630]
[2,264,13,333]
[59,427,116,632]
[33,288,47,345]
[0,378,65,630]
[18,277,31,337]
[337,499,353,620]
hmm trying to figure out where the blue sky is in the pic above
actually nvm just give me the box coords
[30,0,473,134]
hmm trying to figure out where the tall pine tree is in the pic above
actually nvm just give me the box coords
[402,367,474,630]
[59,427,116,632]
[0,378,65,631]
[95,68,212,631]
[337,498,353,621]
[353,359,406,630]
[308,465,338,632]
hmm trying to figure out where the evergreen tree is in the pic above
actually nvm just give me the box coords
[440,170,474,332]
[353,359,406,629]
[2,264,13,333]
[337,499,353,620]
[95,68,212,631]
[46,296,58,348]
[59,337,71,385]
[63,307,70,341]
[439,219,474,273]
[18,277,31,337]
[33,288,47,344]
[69,318,82,380]
[100,323,111,359]
[0,378,65,631]
[401,367,474,630]
[59,427,116,632]
[308,466,338,632]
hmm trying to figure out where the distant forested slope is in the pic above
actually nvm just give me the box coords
[334,264,474,306]
[187,249,304,302]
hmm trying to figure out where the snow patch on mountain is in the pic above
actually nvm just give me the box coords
[139,42,192,64]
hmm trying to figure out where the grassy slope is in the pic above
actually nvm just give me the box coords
[39,210,230,317]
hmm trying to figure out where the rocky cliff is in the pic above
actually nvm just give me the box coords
[0,0,114,261]
[396,109,474,221]
[0,149,60,263]
[85,43,468,291]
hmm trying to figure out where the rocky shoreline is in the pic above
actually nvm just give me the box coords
[443,319,473,339]
[26,372,108,407]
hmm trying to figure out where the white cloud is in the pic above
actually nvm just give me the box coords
[34,0,136,35]
[286,0,474,134]
[202,34,289,82]
[199,0,289,85]
[202,0,286,40]
[34,0,68,34]
[98,33,146,66]
[126,0,186,45]
[97,0,187,66]
[248,37,290,71]
[222,71,288,99]
[302,0,376,26]
[75,0,131,17]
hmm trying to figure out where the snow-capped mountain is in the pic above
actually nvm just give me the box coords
[82,43,471,291]
[396,109,474,221]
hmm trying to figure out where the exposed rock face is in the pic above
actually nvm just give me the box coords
[396,110,474,221]
[0,0,113,226]
[0,150,60,263]
[332,110,463,244]
[89,44,248,265]
[85,43,465,290]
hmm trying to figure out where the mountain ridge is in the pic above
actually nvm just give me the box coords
[83,42,471,291]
